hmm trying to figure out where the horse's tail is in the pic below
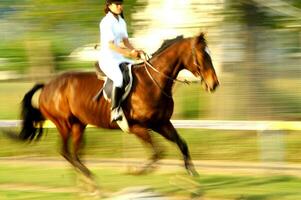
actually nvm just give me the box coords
[19,83,45,141]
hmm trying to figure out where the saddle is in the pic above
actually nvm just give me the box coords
[94,62,133,102]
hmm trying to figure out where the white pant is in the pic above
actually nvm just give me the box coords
[99,59,123,88]
[98,50,134,88]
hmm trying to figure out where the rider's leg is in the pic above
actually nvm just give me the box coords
[111,85,123,121]
[110,68,123,122]
[97,60,124,122]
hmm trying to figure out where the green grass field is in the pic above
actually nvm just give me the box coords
[1,81,301,199]
[1,127,301,163]
[1,162,301,200]
[1,80,301,163]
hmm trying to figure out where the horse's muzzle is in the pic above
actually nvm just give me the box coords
[201,79,219,92]
[211,80,219,91]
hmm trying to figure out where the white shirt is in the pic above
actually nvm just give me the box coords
[99,12,129,63]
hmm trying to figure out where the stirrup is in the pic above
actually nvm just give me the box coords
[111,108,123,122]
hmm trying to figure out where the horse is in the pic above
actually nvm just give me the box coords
[16,32,219,179]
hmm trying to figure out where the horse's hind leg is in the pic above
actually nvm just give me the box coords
[71,123,101,196]
[153,121,198,176]
[47,117,72,163]
[51,118,99,195]
[129,124,163,174]
[60,126,72,163]
[41,109,73,165]
[70,123,92,177]
[56,120,91,177]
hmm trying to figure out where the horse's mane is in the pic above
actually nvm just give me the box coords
[151,35,184,57]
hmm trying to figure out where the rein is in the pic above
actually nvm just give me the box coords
[143,60,173,98]
[143,54,190,84]
[142,53,190,98]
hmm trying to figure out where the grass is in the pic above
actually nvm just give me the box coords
[1,80,301,163]
[0,128,259,161]
[0,191,76,200]
[1,163,301,200]
[0,81,36,119]
[0,165,76,200]
[198,175,301,200]
[1,127,301,163]
[1,81,301,199]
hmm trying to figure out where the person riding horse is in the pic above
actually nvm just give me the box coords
[14,32,219,180]
[98,0,144,122]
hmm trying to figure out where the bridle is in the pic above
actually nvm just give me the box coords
[191,40,207,83]
[142,40,206,98]
[143,54,190,84]
[142,53,189,98]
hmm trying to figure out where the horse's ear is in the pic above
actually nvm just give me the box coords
[195,32,206,46]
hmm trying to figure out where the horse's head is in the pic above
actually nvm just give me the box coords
[184,33,219,92]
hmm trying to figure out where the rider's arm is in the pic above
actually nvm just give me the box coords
[123,38,145,59]
[108,40,139,59]
[122,38,135,51]
[100,18,139,59]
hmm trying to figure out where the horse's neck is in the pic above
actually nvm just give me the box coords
[132,40,190,99]
[149,42,185,86]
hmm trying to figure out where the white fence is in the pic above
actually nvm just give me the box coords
[1,119,301,162]
[1,119,301,130]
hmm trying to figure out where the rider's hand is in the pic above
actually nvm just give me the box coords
[137,50,146,60]
[129,49,140,60]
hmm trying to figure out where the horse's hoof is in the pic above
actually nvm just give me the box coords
[126,166,141,175]
[127,166,148,175]
[187,168,199,177]
[126,165,156,175]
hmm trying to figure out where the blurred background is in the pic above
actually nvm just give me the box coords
[0,0,301,199]
[0,0,300,120]
[1,0,301,161]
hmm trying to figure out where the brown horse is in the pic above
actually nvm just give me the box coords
[18,33,219,178]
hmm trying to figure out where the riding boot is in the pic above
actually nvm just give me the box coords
[111,86,123,122]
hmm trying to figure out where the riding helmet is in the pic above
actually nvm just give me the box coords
[106,0,123,4]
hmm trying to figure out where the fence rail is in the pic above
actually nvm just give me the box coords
[1,119,300,131]
[1,119,300,163]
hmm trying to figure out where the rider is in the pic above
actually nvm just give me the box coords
[98,0,142,122]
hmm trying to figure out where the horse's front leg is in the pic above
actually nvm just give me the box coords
[153,121,199,176]
[128,124,163,174]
